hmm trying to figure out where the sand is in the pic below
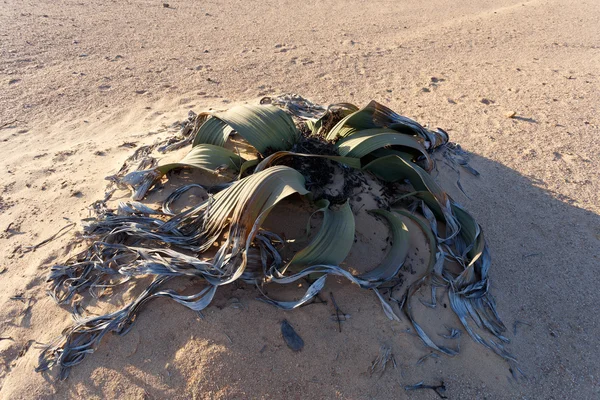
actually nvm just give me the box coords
[1,0,599,398]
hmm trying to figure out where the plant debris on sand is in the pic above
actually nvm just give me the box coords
[35,94,522,380]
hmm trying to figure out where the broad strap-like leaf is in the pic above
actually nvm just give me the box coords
[157,165,309,252]
[306,103,359,136]
[193,105,299,155]
[254,151,361,173]
[209,165,310,284]
[325,100,445,149]
[358,209,409,282]
[191,116,234,147]
[366,156,460,240]
[363,154,447,204]
[335,128,433,171]
[196,166,309,246]
[158,144,245,174]
[392,209,437,275]
[393,190,459,240]
[286,200,355,270]
[121,144,244,200]
[452,203,485,267]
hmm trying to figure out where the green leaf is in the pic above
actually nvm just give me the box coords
[209,166,311,283]
[254,151,361,173]
[325,100,436,143]
[365,155,464,241]
[191,116,234,147]
[238,158,260,178]
[393,209,436,274]
[193,105,299,155]
[158,144,245,174]
[305,119,317,135]
[205,166,308,235]
[358,209,409,283]
[335,128,432,171]
[368,148,415,163]
[451,202,486,269]
[307,103,359,136]
[168,165,310,254]
[121,145,245,200]
[287,199,355,270]
[363,154,447,202]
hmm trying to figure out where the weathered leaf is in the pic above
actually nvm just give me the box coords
[363,154,459,243]
[117,201,163,215]
[451,203,485,268]
[373,288,402,321]
[161,183,207,215]
[392,191,460,242]
[259,275,328,310]
[402,260,458,356]
[37,276,220,379]
[281,319,304,351]
[39,95,510,381]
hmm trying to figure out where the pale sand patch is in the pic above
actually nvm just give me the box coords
[1,0,599,398]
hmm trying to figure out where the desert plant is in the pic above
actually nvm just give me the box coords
[36,96,519,379]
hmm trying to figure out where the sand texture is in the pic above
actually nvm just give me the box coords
[1,0,599,399]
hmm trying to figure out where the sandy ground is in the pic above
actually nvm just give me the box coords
[1,0,599,398]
